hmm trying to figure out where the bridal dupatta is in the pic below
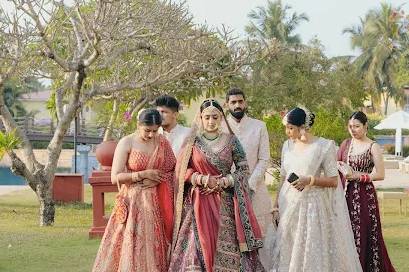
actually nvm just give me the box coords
[170,132,263,272]
[92,135,175,272]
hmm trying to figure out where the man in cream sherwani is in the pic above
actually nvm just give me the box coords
[223,88,272,236]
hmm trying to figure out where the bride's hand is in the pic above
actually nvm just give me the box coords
[293,176,310,191]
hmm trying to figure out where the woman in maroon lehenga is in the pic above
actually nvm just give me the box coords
[337,111,395,272]
[93,109,176,272]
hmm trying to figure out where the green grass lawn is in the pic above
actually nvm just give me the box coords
[0,186,408,271]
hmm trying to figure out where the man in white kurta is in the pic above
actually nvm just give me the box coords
[155,95,191,156]
[224,88,272,235]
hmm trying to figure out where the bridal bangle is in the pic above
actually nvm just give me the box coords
[227,174,234,187]
[191,172,198,186]
[203,174,210,188]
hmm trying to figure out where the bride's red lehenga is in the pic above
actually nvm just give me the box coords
[169,133,265,272]
[92,135,176,272]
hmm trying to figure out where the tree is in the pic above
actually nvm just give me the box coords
[239,40,366,118]
[245,0,309,45]
[0,0,250,226]
[343,3,409,115]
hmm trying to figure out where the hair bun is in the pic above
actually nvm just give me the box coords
[283,107,315,128]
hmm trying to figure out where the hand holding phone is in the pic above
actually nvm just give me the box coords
[287,172,299,184]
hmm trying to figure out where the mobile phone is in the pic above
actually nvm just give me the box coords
[287,172,299,184]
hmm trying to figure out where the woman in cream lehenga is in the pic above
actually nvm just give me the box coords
[263,107,362,272]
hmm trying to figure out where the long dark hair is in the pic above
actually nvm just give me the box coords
[200,99,234,135]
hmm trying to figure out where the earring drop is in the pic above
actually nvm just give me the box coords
[300,128,307,141]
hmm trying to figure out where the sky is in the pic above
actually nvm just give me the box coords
[2,0,406,57]
[182,0,408,57]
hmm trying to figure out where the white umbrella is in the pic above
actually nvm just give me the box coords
[374,110,409,156]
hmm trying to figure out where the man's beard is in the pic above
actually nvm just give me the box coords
[229,108,245,120]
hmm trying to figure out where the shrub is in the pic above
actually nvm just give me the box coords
[264,114,287,167]
[311,107,349,145]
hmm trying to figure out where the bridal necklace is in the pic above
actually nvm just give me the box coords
[202,132,219,141]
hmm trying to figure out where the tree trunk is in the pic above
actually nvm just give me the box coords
[370,96,376,113]
[384,93,390,116]
[103,98,119,141]
[36,178,55,226]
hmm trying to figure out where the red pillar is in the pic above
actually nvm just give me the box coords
[88,170,118,239]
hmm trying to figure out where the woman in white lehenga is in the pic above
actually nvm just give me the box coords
[262,107,362,272]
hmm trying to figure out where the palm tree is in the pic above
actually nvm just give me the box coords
[246,0,309,45]
[343,3,408,115]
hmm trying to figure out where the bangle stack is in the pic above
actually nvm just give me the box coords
[203,174,210,188]
[218,176,232,188]
[359,174,371,183]
[227,174,235,187]
[191,172,198,186]
[191,172,235,190]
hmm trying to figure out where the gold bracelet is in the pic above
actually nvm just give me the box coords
[198,174,204,186]
[221,177,228,188]
[191,173,198,186]
[309,175,315,186]
[203,174,210,189]
[227,174,234,187]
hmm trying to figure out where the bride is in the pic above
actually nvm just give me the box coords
[263,107,362,272]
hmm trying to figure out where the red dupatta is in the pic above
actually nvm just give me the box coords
[147,135,176,243]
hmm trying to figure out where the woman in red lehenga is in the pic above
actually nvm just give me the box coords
[337,111,395,272]
[92,109,176,272]
[169,99,265,272]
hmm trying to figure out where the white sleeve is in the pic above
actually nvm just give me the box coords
[323,140,339,177]
[280,140,288,178]
[248,123,270,192]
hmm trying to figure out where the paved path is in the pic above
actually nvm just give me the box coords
[0,185,29,196]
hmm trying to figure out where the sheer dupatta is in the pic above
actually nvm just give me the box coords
[337,139,351,188]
